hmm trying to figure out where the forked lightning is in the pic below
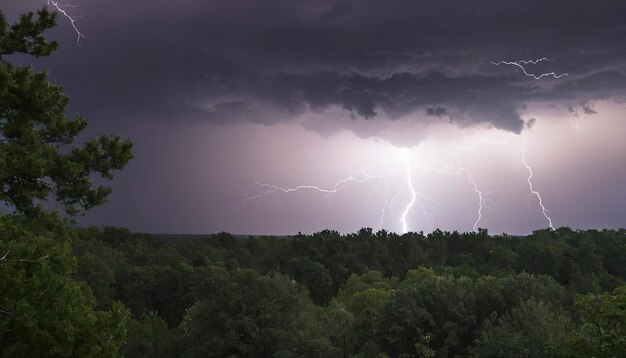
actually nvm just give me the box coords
[246,146,497,234]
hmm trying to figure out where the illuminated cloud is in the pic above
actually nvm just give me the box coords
[4,0,625,233]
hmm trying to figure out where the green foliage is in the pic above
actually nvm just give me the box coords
[562,286,626,357]
[338,271,396,316]
[377,268,569,356]
[123,312,173,358]
[0,7,133,217]
[489,245,517,270]
[0,8,58,57]
[177,268,311,357]
[288,303,340,356]
[66,226,626,357]
[471,299,571,357]
[336,271,396,355]
[288,258,334,305]
[76,252,116,308]
[0,6,134,357]
[0,215,130,357]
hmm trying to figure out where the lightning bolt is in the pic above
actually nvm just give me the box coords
[521,142,555,230]
[491,57,568,79]
[400,151,418,234]
[47,0,86,45]
[245,141,503,234]
[466,172,486,231]
[244,170,392,205]
[244,132,558,234]
[245,149,420,234]
[415,151,498,231]
[245,152,424,234]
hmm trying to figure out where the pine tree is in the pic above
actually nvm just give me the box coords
[0,7,133,217]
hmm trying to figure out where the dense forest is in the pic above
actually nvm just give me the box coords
[71,226,626,357]
[1,6,625,358]
[5,220,625,357]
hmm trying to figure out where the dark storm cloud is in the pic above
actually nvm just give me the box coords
[169,56,530,132]
[8,0,626,137]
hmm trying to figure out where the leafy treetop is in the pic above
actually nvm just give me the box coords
[0,7,133,217]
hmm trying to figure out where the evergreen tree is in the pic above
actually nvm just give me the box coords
[0,8,133,217]
[0,7,133,356]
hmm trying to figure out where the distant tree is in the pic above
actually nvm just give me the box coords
[326,305,355,358]
[336,271,396,356]
[378,268,567,357]
[0,8,133,217]
[470,299,571,357]
[488,245,517,270]
[289,258,334,304]
[516,235,564,278]
[178,268,310,357]
[75,251,116,308]
[123,312,172,358]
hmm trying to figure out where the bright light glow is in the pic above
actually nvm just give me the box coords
[245,139,504,234]
[239,98,608,235]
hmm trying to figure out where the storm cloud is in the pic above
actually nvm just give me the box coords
[4,0,625,234]
[6,0,626,140]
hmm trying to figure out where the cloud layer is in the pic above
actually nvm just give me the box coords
[6,0,626,141]
[4,1,626,234]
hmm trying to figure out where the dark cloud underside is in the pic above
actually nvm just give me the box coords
[7,0,626,135]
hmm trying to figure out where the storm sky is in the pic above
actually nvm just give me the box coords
[5,0,626,234]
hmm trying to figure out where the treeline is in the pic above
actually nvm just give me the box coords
[69,226,626,357]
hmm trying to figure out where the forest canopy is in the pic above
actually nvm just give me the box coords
[72,227,626,357]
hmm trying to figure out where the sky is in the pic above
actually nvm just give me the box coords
[4,0,626,235]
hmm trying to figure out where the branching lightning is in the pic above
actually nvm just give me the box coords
[400,151,418,234]
[414,151,499,231]
[244,170,392,205]
[47,0,86,45]
[521,143,555,230]
[245,132,558,234]
[245,144,499,234]
[245,154,417,232]
[491,57,568,79]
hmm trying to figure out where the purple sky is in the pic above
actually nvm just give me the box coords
[5,1,626,234]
